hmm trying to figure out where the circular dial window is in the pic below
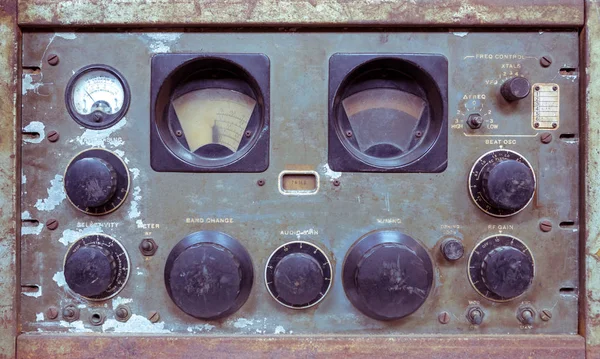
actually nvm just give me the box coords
[155,58,265,168]
[66,65,130,129]
[333,58,444,168]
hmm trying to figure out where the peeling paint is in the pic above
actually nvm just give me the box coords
[232,318,254,329]
[59,320,93,333]
[130,168,140,180]
[22,74,43,96]
[21,211,44,235]
[452,31,469,37]
[52,271,66,288]
[111,296,133,309]
[56,33,77,40]
[128,186,142,219]
[144,33,182,53]
[36,313,44,321]
[321,163,341,180]
[274,325,286,334]
[23,121,45,143]
[187,324,215,333]
[34,174,66,211]
[75,119,127,147]
[102,314,171,333]
[58,225,104,246]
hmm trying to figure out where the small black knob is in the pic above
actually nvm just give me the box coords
[274,253,324,306]
[64,245,116,298]
[501,77,531,102]
[165,231,253,320]
[481,159,535,212]
[481,246,534,299]
[441,238,464,261]
[65,157,117,208]
[343,231,433,321]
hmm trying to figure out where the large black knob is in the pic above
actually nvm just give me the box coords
[63,234,130,300]
[266,241,332,309]
[65,157,117,208]
[501,77,531,102]
[468,235,534,301]
[469,150,536,217]
[482,246,534,299]
[343,230,433,321]
[165,231,253,320]
[64,149,130,215]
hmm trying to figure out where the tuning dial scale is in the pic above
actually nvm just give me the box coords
[265,241,332,309]
[64,149,130,215]
[468,235,535,302]
[63,234,130,301]
[469,149,536,217]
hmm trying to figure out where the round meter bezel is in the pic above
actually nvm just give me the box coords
[65,64,131,130]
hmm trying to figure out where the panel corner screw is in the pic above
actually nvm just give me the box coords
[257,179,265,186]
[540,309,552,321]
[47,53,59,66]
[539,220,553,232]
[245,130,252,138]
[345,130,353,137]
[534,86,540,91]
[540,132,552,144]
[438,311,450,324]
[534,122,540,128]
[45,218,59,231]
[552,123,557,128]
[552,86,558,91]
[148,311,160,323]
[46,306,59,320]
[333,179,341,187]
[175,130,183,137]
[540,56,552,68]
[46,130,60,143]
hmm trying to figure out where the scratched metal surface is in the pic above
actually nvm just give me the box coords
[20,31,579,335]
[16,0,584,27]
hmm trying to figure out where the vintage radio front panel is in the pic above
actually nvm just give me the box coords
[19,31,579,337]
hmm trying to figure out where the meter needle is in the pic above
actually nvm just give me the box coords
[84,89,95,102]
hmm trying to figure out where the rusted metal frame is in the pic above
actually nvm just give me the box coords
[585,1,600,358]
[17,0,584,28]
[0,0,19,358]
[16,334,586,358]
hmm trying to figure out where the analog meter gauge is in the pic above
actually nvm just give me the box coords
[66,65,130,129]
[151,54,270,172]
[329,54,448,172]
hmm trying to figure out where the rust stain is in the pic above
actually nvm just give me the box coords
[0,0,18,358]
[16,0,583,27]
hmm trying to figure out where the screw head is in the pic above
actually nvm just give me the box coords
[62,305,80,322]
[534,122,540,128]
[245,130,252,138]
[540,309,552,321]
[175,130,183,137]
[92,113,103,123]
[539,220,552,232]
[139,238,158,256]
[345,130,353,137]
[535,86,540,91]
[552,86,558,91]
[415,131,423,138]
[46,130,60,143]
[540,132,552,144]
[148,311,160,323]
[552,123,558,128]
[45,218,59,231]
[47,53,59,66]
[46,306,59,320]
[257,179,265,186]
[438,311,450,324]
[333,179,341,187]
[540,56,552,68]
[115,305,131,322]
